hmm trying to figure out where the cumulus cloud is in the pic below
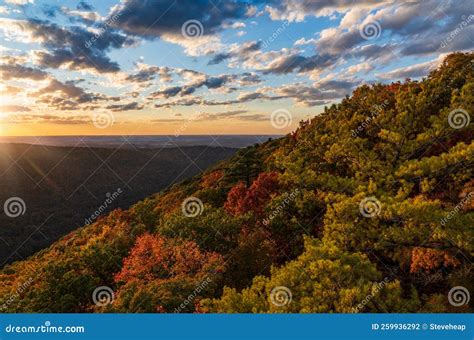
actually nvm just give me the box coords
[376,59,440,80]
[0,18,136,73]
[4,0,34,5]
[208,40,262,65]
[31,79,119,111]
[0,0,471,122]
[262,53,335,75]
[106,102,144,112]
[108,0,251,38]
[60,6,103,23]
[125,63,174,84]
[313,1,474,58]
[150,72,260,100]
[103,0,259,56]
[294,38,317,46]
[154,75,357,108]
[0,62,49,80]
[346,62,374,75]
[265,0,381,22]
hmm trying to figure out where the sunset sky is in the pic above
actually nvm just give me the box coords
[0,0,472,136]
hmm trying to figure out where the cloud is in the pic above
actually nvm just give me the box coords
[0,85,23,95]
[124,63,174,85]
[376,59,440,80]
[203,111,269,122]
[108,0,251,38]
[265,0,381,22]
[346,62,374,75]
[272,80,359,106]
[224,21,246,29]
[208,40,262,65]
[0,105,31,112]
[77,1,93,11]
[150,72,259,99]
[0,18,136,73]
[262,53,335,75]
[154,75,357,108]
[150,109,267,123]
[0,62,49,80]
[105,0,258,56]
[106,102,144,112]
[4,0,33,5]
[2,114,91,125]
[313,1,474,59]
[31,79,119,111]
[294,38,317,46]
[60,7,103,23]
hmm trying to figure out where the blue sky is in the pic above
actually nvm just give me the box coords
[0,0,472,136]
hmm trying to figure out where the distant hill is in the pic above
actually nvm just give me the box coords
[0,52,472,313]
[0,144,237,266]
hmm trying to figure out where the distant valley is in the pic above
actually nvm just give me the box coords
[0,143,237,266]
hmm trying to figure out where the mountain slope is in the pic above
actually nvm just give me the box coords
[1,52,473,313]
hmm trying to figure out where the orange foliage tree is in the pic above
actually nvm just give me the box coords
[115,233,224,283]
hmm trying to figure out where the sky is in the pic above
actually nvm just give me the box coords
[0,0,472,136]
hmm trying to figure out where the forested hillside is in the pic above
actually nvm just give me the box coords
[1,52,472,313]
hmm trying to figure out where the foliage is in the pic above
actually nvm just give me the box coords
[1,52,473,313]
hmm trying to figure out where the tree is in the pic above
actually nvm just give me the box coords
[225,146,263,187]
[111,233,224,313]
[201,237,420,313]
[224,172,280,217]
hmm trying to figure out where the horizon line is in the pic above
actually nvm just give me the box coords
[0,134,285,138]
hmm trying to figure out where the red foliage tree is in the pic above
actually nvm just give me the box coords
[224,172,280,216]
[224,182,249,216]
